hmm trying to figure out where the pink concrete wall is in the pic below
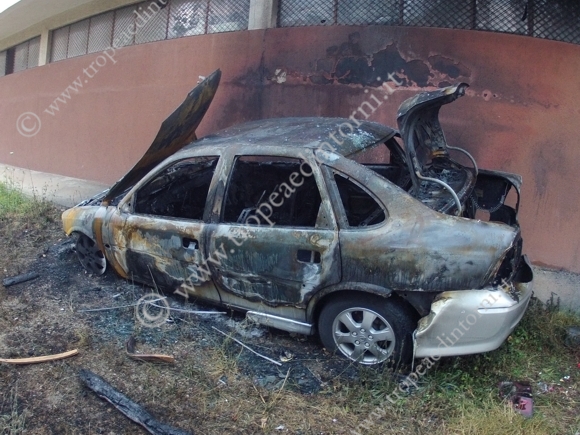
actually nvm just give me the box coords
[1,26,579,273]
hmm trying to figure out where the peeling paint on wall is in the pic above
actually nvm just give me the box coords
[265,32,472,89]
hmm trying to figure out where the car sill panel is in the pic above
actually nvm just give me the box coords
[246,311,314,335]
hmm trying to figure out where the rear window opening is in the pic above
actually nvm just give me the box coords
[351,138,412,190]
[334,173,386,227]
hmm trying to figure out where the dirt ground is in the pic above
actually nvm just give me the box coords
[0,211,367,434]
[2,204,579,435]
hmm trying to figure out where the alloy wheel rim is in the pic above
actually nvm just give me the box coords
[332,307,395,365]
[76,235,106,275]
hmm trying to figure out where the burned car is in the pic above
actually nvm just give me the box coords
[63,70,533,365]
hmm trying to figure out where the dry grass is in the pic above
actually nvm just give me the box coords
[0,180,59,276]
[0,386,27,435]
[447,397,553,435]
[0,181,579,435]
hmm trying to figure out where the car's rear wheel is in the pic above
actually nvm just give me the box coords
[318,294,415,366]
[75,233,107,275]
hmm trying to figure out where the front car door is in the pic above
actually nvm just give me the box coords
[107,155,222,302]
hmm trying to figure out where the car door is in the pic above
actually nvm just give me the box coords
[206,149,341,309]
[107,155,222,302]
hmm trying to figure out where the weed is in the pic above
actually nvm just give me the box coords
[0,180,60,276]
[446,393,554,435]
[0,386,26,435]
[208,336,240,380]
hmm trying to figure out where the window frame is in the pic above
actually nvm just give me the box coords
[321,164,389,230]
[218,148,336,231]
[124,155,221,223]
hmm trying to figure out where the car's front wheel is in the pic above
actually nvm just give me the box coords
[318,294,415,365]
[75,233,107,275]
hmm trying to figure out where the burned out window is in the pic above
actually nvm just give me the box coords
[334,173,385,227]
[350,139,411,190]
[223,156,322,228]
[134,156,218,220]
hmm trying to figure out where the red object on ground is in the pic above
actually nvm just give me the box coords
[498,381,534,418]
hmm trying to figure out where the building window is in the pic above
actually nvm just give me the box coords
[67,19,90,58]
[168,0,208,38]
[0,50,7,77]
[49,0,251,63]
[88,11,115,54]
[278,0,335,27]
[404,0,474,30]
[0,36,40,76]
[476,0,527,35]
[277,0,580,45]
[532,0,580,44]
[51,27,69,62]
[338,0,400,26]
[207,0,250,33]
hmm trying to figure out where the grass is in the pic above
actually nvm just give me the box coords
[0,180,579,434]
[341,298,580,435]
[0,179,55,219]
[0,181,34,218]
[0,181,61,435]
[0,386,26,435]
[0,180,59,276]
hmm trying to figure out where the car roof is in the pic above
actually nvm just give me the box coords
[188,117,397,156]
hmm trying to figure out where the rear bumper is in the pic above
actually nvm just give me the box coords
[414,274,533,358]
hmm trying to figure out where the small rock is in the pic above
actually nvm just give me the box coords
[565,326,580,347]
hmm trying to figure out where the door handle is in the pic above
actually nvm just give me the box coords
[182,237,199,250]
[297,249,321,264]
[182,238,201,263]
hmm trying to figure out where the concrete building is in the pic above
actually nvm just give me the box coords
[0,0,579,306]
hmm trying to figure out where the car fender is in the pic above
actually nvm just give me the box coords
[62,207,101,238]
[306,282,393,323]
[62,206,109,255]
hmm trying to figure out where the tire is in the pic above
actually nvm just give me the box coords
[318,294,415,366]
[75,233,107,275]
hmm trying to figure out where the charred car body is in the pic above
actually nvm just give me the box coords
[63,70,533,365]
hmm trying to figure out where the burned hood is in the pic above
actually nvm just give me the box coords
[396,83,468,164]
[103,69,221,204]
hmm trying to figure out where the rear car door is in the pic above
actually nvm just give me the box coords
[207,148,341,309]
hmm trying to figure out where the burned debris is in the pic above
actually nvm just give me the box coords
[135,157,218,220]
[79,369,191,435]
[2,271,39,288]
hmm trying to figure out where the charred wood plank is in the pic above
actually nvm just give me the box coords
[2,272,39,288]
[79,369,191,435]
